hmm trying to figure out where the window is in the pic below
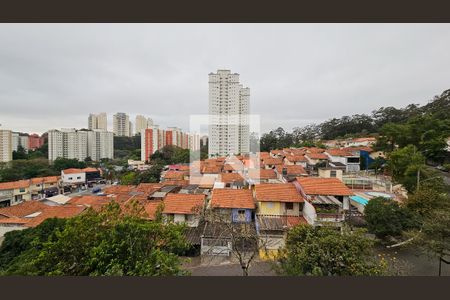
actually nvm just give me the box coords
[77,176,81,179]
[330,170,337,177]
[285,202,294,210]
[19,188,25,193]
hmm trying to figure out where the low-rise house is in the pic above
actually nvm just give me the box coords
[29,176,60,199]
[275,165,308,182]
[209,189,255,223]
[270,150,285,159]
[219,173,245,189]
[162,170,187,182]
[247,169,278,184]
[162,193,206,227]
[305,152,329,168]
[283,154,307,167]
[0,180,31,207]
[256,214,307,260]
[318,168,344,180]
[262,157,283,169]
[325,149,360,173]
[294,177,353,227]
[254,183,304,216]
[0,201,85,237]
[61,168,102,186]
[345,137,377,147]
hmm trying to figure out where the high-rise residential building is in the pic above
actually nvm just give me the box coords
[28,134,43,150]
[141,126,162,162]
[165,127,183,147]
[189,133,200,152]
[0,129,12,163]
[87,130,114,161]
[135,115,154,135]
[208,69,250,157]
[88,113,107,130]
[12,133,29,152]
[113,113,130,137]
[48,129,88,161]
[129,121,133,137]
[48,128,113,162]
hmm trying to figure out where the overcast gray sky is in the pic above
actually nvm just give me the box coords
[1,24,449,135]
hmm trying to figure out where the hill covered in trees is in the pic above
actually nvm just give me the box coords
[260,89,450,163]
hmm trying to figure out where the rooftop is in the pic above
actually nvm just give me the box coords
[254,183,304,202]
[296,177,353,196]
[210,189,255,209]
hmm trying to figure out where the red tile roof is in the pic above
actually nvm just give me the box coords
[63,168,100,174]
[163,171,185,180]
[275,165,308,176]
[0,180,30,190]
[255,183,304,202]
[284,155,307,162]
[163,194,206,214]
[220,173,245,184]
[0,201,49,218]
[248,169,277,180]
[262,157,283,166]
[325,149,354,157]
[144,201,163,220]
[25,206,86,227]
[305,153,328,160]
[296,177,353,196]
[210,189,255,209]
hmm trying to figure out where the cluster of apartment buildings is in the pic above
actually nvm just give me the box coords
[0,129,45,163]
[140,126,200,161]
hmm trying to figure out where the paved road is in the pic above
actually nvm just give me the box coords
[65,183,109,197]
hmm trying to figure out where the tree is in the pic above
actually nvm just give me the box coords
[52,157,87,172]
[12,145,28,160]
[1,202,189,276]
[278,225,387,276]
[408,206,450,275]
[135,164,163,184]
[0,158,58,182]
[0,218,67,273]
[386,145,426,192]
[120,172,138,185]
[405,187,449,219]
[364,197,418,239]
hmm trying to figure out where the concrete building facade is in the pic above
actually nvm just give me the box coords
[88,113,107,131]
[113,112,130,137]
[0,129,12,163]
[208,69,250,157]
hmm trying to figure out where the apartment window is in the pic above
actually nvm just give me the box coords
[286,202,294,210]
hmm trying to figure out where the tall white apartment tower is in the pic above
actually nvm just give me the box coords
[88,113,107,130]
[48,128,88,161]
[208,69,250,157]
[87,130,114,161]
[0,129,13,163]
[113,113,130,137]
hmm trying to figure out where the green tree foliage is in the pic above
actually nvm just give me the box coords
[120,172,138,185]
[52,157,87,172]
[386,145,426,192]
[0,158,58,182]
[278,225,387,276]
[0,202,189,276]
[411,206,450,263]
[0,218,67,273]
[364,197,418,239]
[12,145,28,160]
[150,145,190,165]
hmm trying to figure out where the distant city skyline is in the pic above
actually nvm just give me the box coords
[1,24,450,134]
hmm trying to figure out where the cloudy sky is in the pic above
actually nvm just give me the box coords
[1,24,449,135]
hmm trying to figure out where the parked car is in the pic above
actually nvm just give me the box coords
[92,187,102,194]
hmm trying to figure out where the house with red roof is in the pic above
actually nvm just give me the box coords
[209,189,255,223]
[294,177,353,226]
[162,193,206,227]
